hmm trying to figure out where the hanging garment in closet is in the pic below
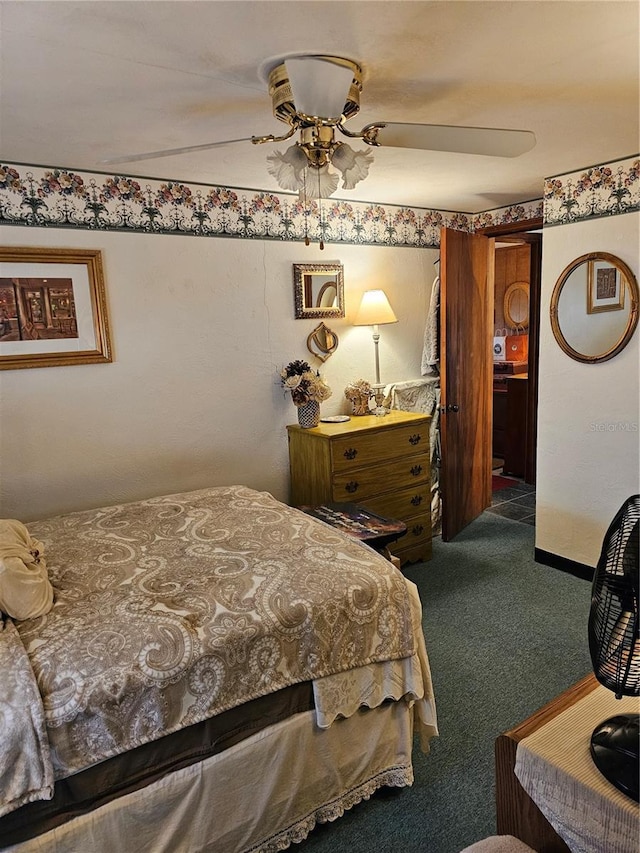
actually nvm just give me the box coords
[421,275,440,376]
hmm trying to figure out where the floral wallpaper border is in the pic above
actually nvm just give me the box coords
[543,155,639,226]
[2,156,636,246]
[0,162,543,248]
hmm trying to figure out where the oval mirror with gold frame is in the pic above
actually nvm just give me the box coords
[550,252,639,364]
[504,281,530,329]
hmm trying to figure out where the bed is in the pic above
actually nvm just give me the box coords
[0,485,437,852]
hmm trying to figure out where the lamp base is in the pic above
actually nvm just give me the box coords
[371,383,387,417]
[590,713,639,802]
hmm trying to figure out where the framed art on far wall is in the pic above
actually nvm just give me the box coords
[588,259,625,314]
[0,247,113,369]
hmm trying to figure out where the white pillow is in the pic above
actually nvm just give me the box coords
[460,837,537,853]
[0,519,53,620]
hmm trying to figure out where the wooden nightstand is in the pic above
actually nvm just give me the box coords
[287,410,431,565]
[496,673,640,853]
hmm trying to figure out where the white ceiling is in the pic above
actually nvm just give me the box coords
[1,0,638,213]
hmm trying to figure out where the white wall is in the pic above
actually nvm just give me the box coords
[0,225,438,521]
[536,211,639,566]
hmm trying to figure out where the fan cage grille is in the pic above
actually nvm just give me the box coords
[588,495,640,698]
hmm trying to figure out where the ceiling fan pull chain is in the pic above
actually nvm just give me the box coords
[317,169,324,250]
[303,171,310,246]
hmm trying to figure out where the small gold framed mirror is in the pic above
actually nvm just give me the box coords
[293,262,344,319]
[550,252,639,364]
[504,282,530,330]
[307,322,339,362]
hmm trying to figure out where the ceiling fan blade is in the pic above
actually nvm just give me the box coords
[369,122,536,158]
[285,56,355,119]
[102,137,253,166]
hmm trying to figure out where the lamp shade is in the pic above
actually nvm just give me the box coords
[353,290,398,326]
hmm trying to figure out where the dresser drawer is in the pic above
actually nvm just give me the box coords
[331,456,428,502]
[390,532,432,564]
[331,423,429,472]
[388,513,430,553]
[361,484,431,523]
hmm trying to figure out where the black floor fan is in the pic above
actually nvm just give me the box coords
[588,494,640,802]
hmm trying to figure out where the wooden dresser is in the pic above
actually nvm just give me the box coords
[286,410,431,565]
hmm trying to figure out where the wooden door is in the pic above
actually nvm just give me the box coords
[440,227,494,541]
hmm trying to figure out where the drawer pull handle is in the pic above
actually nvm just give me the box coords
[343,448,358,460]
[345,481,359,494]
[410,465,423,477]
[409,434,421,445]
[412,524,424,537]
[411,495,423,506]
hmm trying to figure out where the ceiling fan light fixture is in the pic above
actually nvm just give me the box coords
[298,164,339,201]
[268,140,373,198]
[266,55,363,125]
[331,142,374,189]
[266,145,308,191]
[284,56,357,122]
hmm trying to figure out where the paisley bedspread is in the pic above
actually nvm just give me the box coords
[0,619,53,817]
[11,486,423,792]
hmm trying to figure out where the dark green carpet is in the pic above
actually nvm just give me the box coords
[301,511,593,853]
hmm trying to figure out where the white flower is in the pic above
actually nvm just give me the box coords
[282,374,302,391]
[279,360,332,407]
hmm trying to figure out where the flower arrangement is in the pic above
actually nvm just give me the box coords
[344,378,373,415]
[280,360,332,407]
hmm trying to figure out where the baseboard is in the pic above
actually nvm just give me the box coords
[534,548,594,582]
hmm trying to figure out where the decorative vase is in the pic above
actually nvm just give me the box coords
[350,395,372,416]
[297,400,320,428]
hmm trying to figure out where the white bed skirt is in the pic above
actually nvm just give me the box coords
[8,701,417,853]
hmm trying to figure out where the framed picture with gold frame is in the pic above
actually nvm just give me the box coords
[588,259,625,314]
[0,247,113,370]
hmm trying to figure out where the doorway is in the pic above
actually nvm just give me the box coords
[439,219,542,540]
[485,226,542,527]
[492,240,533,474]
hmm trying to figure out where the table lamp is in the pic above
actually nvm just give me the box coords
[353,289,398,415]
[588,494,639,802]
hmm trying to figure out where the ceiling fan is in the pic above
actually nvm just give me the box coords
[104,54,536,200]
